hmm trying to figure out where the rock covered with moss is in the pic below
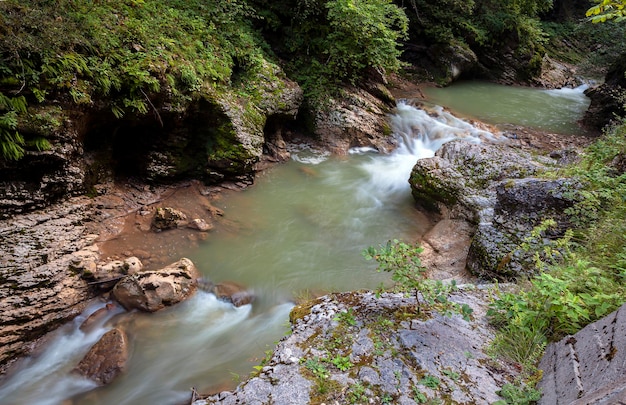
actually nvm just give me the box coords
[409,139,581,279]
[194,290,518,405]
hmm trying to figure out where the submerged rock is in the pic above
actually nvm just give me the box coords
[151,207,188,231]
[210,281,255,307]
[73,328,129,385]
[112,258,199,312]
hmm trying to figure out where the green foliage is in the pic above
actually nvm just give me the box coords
[330,355,353,371]
[347,381,367,403]
[363,239,473,320]
[333,308,357,326]
[419,374,441,389]
[494,382,542,405]
[303,357,330,380]
[363,239,426,290]
[0,0,270,124]
[0,93,27,160]
[254,0,407,100]
[587,0,626,23]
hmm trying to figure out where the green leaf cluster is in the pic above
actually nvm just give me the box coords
[363,239,473,320]
[0,0,275,160]
[587,0,626,23]
[250,0,408,100]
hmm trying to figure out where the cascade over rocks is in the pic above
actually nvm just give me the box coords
[409,139,581,279]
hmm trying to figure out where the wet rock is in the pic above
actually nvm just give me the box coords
[0,199,98,371]
[73,328,129,385]
[534,55,581,89]
[112,258,199,312]
[86,257,143,291]
[538,303,626,404]
[584,54,626,131]
[188,218,213,232]
[211,281,254,307]
[311,85,396,155]
[79,302,122,332]
[151,207,188,231]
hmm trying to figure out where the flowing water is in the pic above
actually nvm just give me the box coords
[0,82,591,405]
[423,81,591,135]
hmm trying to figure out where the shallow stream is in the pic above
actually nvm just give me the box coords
[0,82,591,405]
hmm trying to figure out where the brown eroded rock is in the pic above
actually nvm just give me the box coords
[151,207,188,231]
[112,258,199,312]
[419,219,474,282]
[73,328,129,385]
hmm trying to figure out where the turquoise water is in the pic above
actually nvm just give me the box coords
[422,81,591,135]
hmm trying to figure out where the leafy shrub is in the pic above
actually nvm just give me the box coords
[363,239,473,320]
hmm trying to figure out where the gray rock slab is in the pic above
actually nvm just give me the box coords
[538,304,626,404]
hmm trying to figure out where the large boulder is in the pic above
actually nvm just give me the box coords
[410,140,542,222]
[73,328,129,386]
[409,140,581,280]
[583,53,626,131]
[467,178,581,279]
[112,258,200,312]
[308,85,397,155]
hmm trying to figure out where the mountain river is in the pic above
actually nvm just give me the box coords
[0,82,591,405]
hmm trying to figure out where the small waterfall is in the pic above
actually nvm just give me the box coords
[355,101,497,201]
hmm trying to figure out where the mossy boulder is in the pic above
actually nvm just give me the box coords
[409,140,582,280]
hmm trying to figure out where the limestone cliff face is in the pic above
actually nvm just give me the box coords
[0,61,303,219]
